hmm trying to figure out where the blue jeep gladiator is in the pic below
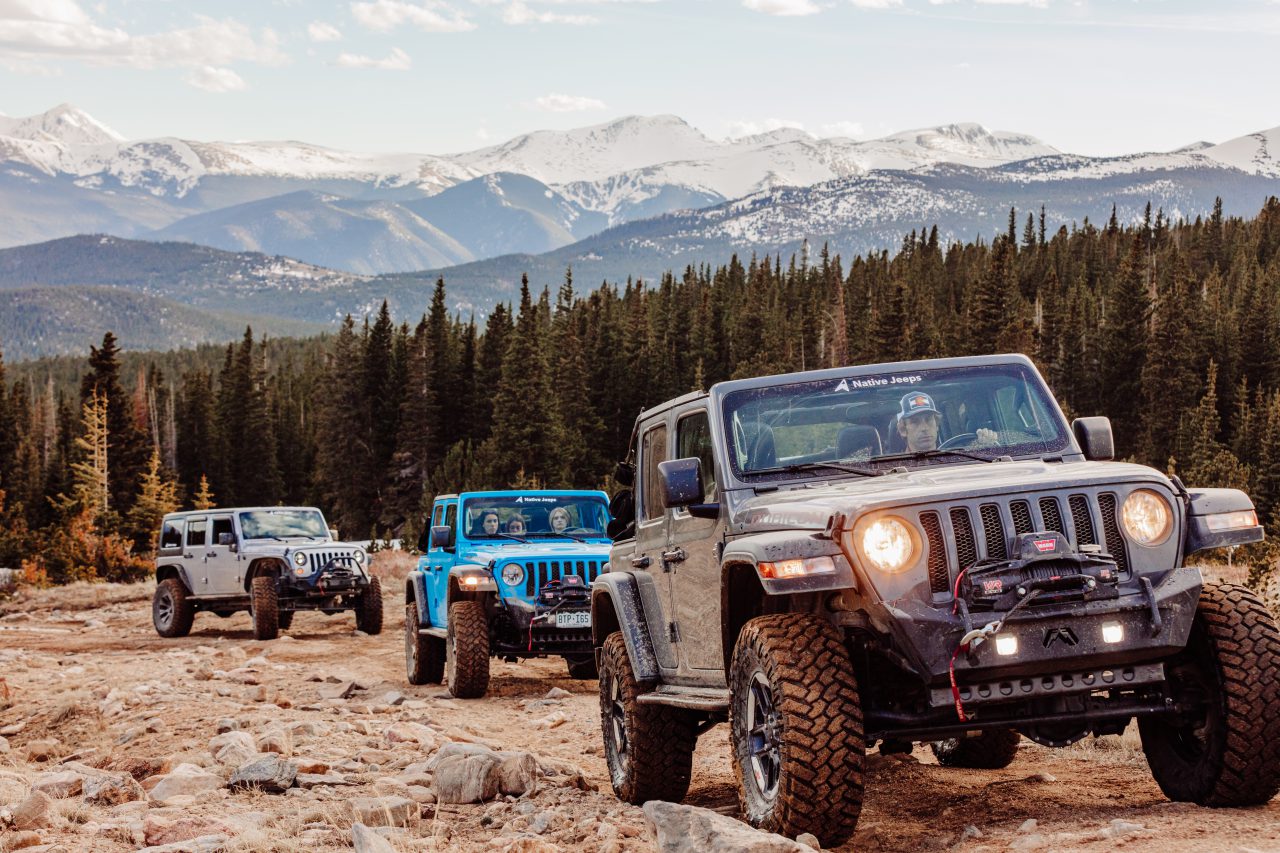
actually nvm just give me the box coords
[404,490,612,697]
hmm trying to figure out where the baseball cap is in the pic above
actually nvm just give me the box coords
[898,392,939,421]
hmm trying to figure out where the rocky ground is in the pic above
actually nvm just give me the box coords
[1,572,1278,853]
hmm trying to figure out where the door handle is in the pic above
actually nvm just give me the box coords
[631,555,651,569]
[206,551,217,558]
[184,553,193,559]
[662,548,686,564]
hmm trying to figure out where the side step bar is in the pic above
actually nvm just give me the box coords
[417,626,447,640]
[637,685,730,712]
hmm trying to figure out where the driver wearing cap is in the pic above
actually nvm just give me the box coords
[896,392,998,452]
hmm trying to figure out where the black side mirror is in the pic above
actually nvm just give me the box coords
[217,532,235,546]
[416,527,429,553]
[659,457,704,508]
[1072,417,1114,461]
[430,525,454,551]
[614,460,635,487]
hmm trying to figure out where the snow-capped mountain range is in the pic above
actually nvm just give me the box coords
[1,102,1279,284]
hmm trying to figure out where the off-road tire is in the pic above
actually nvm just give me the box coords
[598,632,697,804]
[1139,582,1280,806]
[566,654,599,680]
[445,600,490,698]
[931,728,1021,769]
[277,610,295,631]
[152,578,195,638]
[406,601,445,685]
[250,575,279,641]
[730,613,865,847]
[355,577,384,635]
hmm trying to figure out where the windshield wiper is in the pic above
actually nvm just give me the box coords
[479,532,529,544]
[751,461,883,478]
[529,531,589,543]
[874,448,997,465]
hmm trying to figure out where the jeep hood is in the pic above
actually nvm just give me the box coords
[732,460,1172,532]
[458,541,611,566]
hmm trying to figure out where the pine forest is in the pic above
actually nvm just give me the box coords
[3,197,1280,588]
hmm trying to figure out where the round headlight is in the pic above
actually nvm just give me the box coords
[353,550,366,565]
[855,516,918,573]
[292,551,308,567]
[1121,489,1173,547]
[501,563,525,587]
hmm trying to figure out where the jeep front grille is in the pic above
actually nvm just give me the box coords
[308,551,355,573]
[920,491,1130,594]
[521,560,606,596]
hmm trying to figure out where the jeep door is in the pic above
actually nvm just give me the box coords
[426,500,458,626]
[183,516,210,593]
[629,418,678,670]
[206,514,241,595]
[668,404,726,675]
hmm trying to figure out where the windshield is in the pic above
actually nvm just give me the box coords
[461,495,609,541]
[722,363,1069,480]
[238,509,328,540]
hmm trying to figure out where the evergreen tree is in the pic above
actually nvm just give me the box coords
[127,448,180,551]
[80,332,147,516]
[1101,234,1152,457]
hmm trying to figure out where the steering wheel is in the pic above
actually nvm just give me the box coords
[938,432,977,450]
[562,527,593,535]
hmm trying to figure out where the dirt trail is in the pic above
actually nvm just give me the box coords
[1,582,1277,852]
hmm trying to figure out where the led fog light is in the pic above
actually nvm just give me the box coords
[1102,622,1124,644]
[995,635,1018,656]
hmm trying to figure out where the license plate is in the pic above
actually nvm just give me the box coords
[555,611,591,629]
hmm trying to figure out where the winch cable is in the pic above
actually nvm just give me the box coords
[949,585,1043,722]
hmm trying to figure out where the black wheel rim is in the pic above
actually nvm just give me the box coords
[746,671,782,801]
[1165,657,1216,763]
[155,589,174,628]
[606,669,629,784]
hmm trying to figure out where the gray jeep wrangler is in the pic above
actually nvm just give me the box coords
[592,354,1280,846]
[152,506,382,641]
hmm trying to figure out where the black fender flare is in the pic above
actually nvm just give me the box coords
[244,558,286,593]
[591,572,658,682]
[405,571,431,626]
[155,562,194,595]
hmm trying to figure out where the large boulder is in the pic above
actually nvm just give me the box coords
[349,796,418,827]
[149,764,225,802]
[643,801,812,853]
[82,771,145,805]
[10,790,53,830]
[429,742,539,804]
[208,731,256,766]
[228,754,297,793]
[352,823,397,853]
[29,770,83,798]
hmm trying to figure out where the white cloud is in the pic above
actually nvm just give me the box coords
[307,20,342,41]
[350,0,475,32]
[502,0,597,24]
[742,0,821,15]
[185,65,247,92]
[849,0,902,7]
[0,4,286,69]
[818,120,864,138]
[529,93,605,112]
[727,117,807,138]
[335,46,412,69]
[974,0,1049,6]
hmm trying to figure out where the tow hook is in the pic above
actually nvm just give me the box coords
[1140,576,1163,637]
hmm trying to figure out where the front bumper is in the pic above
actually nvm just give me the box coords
[493,601,594,655]
[280,559,370,599]
[885,567,1201,709]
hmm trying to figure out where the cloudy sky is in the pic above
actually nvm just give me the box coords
[0,0,1275,156]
